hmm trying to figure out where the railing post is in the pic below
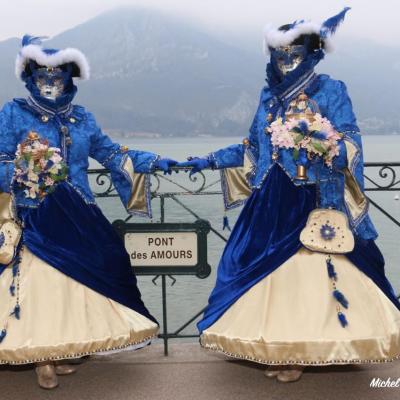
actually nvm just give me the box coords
[159,195,169,355]
[162,274,168,356]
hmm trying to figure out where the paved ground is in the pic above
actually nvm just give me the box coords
[1,342,399,400]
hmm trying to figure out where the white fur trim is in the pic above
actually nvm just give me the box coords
[15,45,90,81]
[263,21,334,55]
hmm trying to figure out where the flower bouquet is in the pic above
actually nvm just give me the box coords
[13,132,68,200]
[267,113,342,167]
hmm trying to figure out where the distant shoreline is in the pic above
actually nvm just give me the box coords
[107,132,400,139]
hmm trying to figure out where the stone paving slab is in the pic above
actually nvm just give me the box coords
[1,342,399,400]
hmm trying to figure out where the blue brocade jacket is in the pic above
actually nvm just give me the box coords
[0,98,158,217]
[209,73,378,240]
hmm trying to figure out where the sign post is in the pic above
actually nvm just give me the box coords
[112,218,211,355]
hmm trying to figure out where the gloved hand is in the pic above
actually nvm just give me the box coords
[153,158,178,175]
[177,157,211,177]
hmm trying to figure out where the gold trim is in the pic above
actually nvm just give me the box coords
[222,152,253,208]
[122,156,148,214]
[343,140,368,223]
[0,192,12,222]
[0,334,157,365]
[200,342,400,366]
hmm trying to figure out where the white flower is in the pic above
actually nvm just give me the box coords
[50,153,63,164]
[24,187,37,199]
[27,170,39,183]
[48,165,62,174]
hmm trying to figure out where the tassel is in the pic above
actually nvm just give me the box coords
[326,258,337,280]
[0,329,7,343]
[9,283,15,297]
[333,289,349,309]
[222,215,232,231]
[338,312,348,328]
[10,304,20,320]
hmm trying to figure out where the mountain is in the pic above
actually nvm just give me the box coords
[0,7,398,136]
[22,8,262,136]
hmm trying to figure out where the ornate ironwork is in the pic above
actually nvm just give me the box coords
[89,162,400,196]
[364,163,400,191]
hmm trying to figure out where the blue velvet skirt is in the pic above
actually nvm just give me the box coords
[198,165,399,333]
[17,180,157,324]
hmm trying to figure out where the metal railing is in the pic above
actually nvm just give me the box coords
[88,162,400,354]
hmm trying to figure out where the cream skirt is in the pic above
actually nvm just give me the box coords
[0,246,159,364]
[201,248,400,365]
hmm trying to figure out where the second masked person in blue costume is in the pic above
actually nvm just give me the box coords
[0,36,177,389]
[179,8,400,382]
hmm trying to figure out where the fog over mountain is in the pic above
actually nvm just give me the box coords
[0,7,398,136]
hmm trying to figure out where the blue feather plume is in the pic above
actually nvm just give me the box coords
[0,329,7,343]
[10,304,20,320]
[311,132,326,141]
[320,7,351,39]
[298,120,309,134]
[21,35,47,47]
[338,312,348,328]
[333,289,349,309]
[288,19,304,30]
[326,258,337,280]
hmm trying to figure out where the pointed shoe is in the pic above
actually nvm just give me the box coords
[264,365,286,378]
[54,363,78,376]
[277,366,305,383]
[35,363,59,390]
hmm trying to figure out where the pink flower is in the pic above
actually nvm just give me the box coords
[39,158,48,169]
[271,131,294,148]
[44,176,55,186]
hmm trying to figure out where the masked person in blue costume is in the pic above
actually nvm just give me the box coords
[0,36,177,389]
[179,8,400,383]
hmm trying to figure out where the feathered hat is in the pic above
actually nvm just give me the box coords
[15,35,90,81]
[263,7,351,54]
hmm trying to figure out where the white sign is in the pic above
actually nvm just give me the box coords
[125,231,198,267]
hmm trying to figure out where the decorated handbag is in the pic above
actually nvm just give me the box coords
[300,207,354,254]
[0,194,22,265]
[300,163,354,254]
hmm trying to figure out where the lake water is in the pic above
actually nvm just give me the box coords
[93,135,400,333]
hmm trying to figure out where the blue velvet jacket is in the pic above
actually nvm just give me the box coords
[0,97,158,216]
[209,73,378,240]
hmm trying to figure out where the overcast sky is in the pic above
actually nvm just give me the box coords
[0,0,396,47]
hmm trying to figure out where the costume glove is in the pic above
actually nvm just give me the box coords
[153,158,178,175]
[177,156,213,177]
